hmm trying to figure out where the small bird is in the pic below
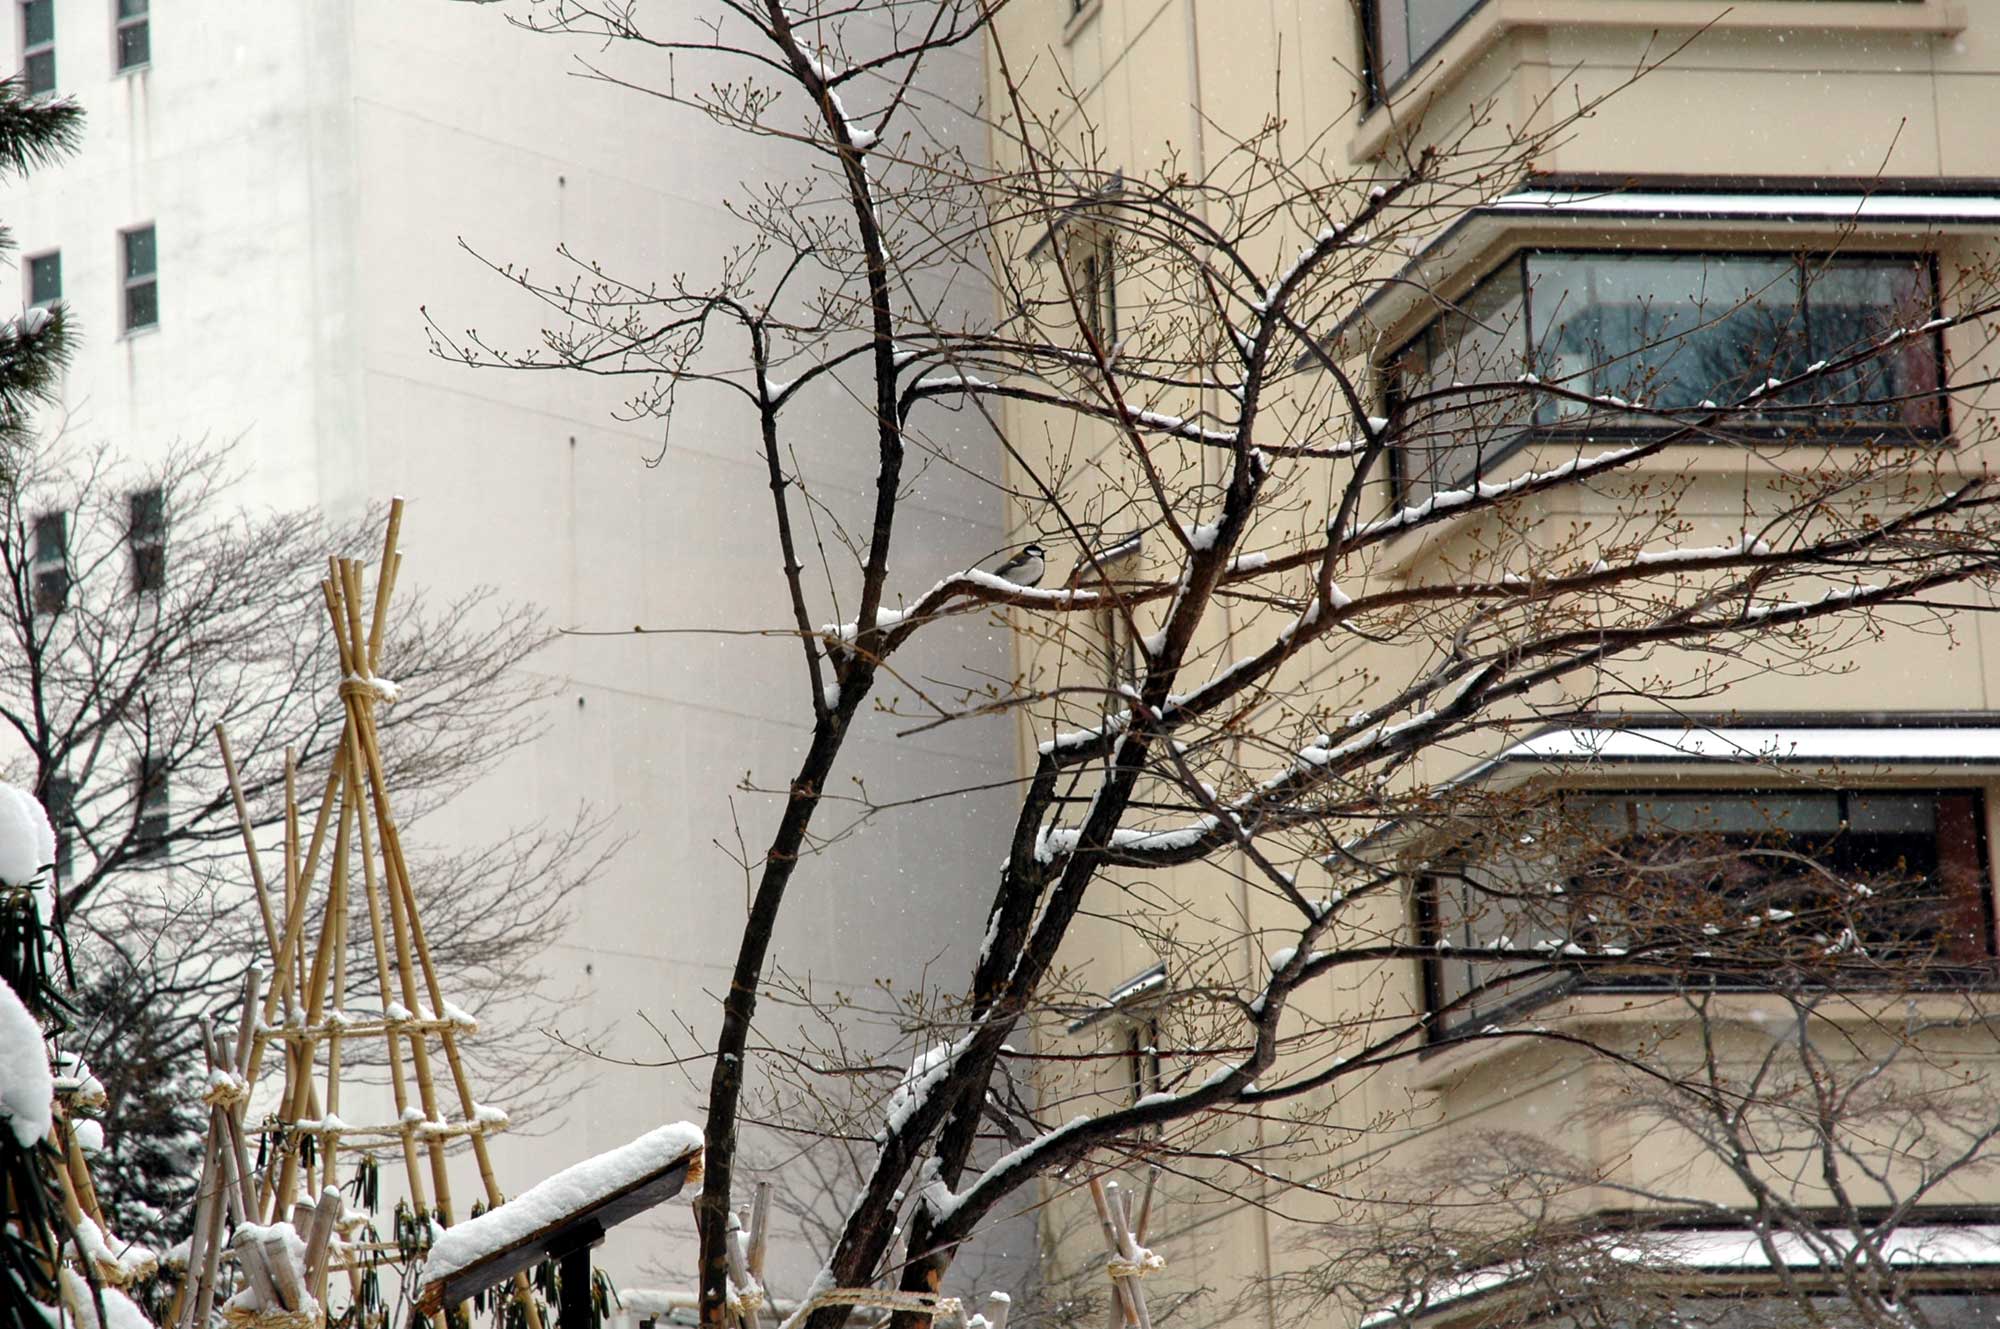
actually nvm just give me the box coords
[990,543,1046,588]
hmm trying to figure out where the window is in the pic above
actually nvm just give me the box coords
[1084,534,1143,694]
[26,250,59,308]
[1389,251,1943,504]
[1364,0,1486,101]
[45,775,74,883]
[31,509,67,613]
[1079,233,1116,349]
[132,757,166,859]
[21,0,53,95]
[121,225,157,331]
[1121,1018,1161,1106]
[114,0,147,71]
[1420,788,1993,1035]
[127,486,164,592]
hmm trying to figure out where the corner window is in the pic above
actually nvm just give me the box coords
[127,486,164,593]
[1365,0,1487,101]
[132,757,166,858]
[114,0,148,72]
[26,250,59,307]
[1390,251,1944,504]
[1420,788,1993,1036]
[21,0,54,96]
[121,225,157,332]
[31,508,67,613]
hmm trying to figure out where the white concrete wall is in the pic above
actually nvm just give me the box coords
[2,0,1024,1298]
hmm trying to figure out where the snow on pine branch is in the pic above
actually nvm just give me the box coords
[0,975,51,1147]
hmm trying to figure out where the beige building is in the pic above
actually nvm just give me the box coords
[984,2,2000,1326]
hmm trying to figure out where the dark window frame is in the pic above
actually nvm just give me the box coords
[31,508,67,614]
[131,755,167,859]
[26,249,60,307]
[45,774,75,883]
[127,485,164,594]
[120,224,158,333]
[21,0,54,96]
[1416,785,1998,1041]
[114,0,148,71]
[1385,247,1949,506]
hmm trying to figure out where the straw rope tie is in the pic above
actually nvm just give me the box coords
[1106,1249,1164,1281]
[336,677,398,706]
[203,1075,251,1109]
[220,1304,323,1329]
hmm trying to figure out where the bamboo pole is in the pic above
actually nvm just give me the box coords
[345,742,428,1213]
[275,772,350,1212]
[215,724,290,1024]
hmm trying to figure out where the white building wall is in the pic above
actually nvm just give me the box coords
[2,0,1024,1295]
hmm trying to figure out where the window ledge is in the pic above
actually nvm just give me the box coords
[1406,986,2000,1094]
[1351,0,1970,164]
[118,323,160,343]
[117,63,151,77]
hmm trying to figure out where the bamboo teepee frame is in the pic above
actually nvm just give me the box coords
[175,501,541,1329]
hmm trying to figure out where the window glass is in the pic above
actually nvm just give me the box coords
[32,509,67,613]
[128,486,165,592]
[1391,252,1944,504]
[27,251,59,306]
[1368,0,1485,95]
[22,0,54,95]
[122,226,158,331]
[1423,788,1993,1035]
[115,0,148,71]
[1395,261,1526,498]
[133,757,167,858]
[1804,257,1940,429]
[1527,253,1805,414]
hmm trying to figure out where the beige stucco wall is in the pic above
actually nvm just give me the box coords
[987,2,2000,1325]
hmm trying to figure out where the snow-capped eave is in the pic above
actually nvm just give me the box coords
[1327,716,2000,866]
[1299,182,2000,370]
[1025,169,1127,262]
[1065,961,1168,1034]
[1358,1223,2000,1329]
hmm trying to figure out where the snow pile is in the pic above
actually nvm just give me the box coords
[0,780,56,898]
[422,1122,703,1286]
[46,1266,155,1329]
[0,976,52,1146]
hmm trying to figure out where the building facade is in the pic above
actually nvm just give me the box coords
[0,0,1017,1293]
[985,1,2000,1326]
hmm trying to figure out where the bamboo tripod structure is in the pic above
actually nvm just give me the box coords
[174,501,541,1329]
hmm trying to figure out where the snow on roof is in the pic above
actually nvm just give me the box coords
[1361,1224,2000,1328]
[421,1122,702,1288]
[1501,724,2000,766]
[0,976,51,1147]
[1488,189,2000,223]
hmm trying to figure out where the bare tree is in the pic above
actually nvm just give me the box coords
[434,4,2000,1327]
[1300,982,2000,1329]
[0,432,612,1242]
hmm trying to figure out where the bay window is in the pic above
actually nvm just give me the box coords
[1420,787,1993,1036]
[1390,250,1944,504]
